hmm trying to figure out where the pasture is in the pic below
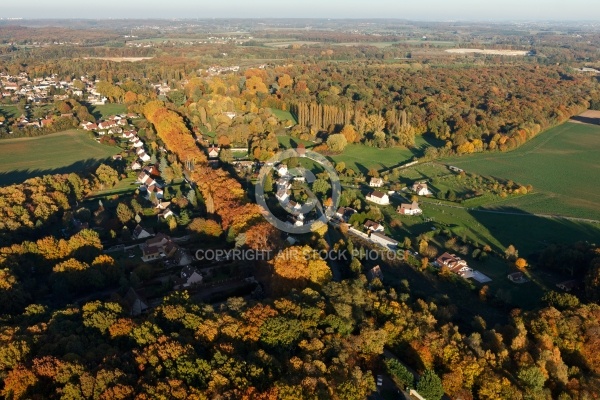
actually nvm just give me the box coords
[331,135,430,172]
[0,130,120,186]
[445,122,600,220]
[89,104,127,119]
[269,108,297,124]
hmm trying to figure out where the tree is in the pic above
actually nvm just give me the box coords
[340,125,358,143]
[518,366,546,392]
[515,258,528,269]
[326,133,348,153]
[116,203,134,224]
[505,244,518,261]
[312,178,331,197]
[416,370,444,400]
[385,358,414,388]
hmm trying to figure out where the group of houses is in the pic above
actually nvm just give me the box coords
[0,72,105,104]
[140,233,193,266]
[273,163,310,227]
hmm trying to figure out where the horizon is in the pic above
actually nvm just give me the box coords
[2,0,600,21]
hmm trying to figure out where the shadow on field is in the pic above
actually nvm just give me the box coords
[0,158,112,186]
[467,206,600,259]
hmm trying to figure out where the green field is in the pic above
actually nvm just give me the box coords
[89,104,127,119]
[331,135,431,172]
[269,108,297,124]
[0,105,20,119]
[277,135,315,150]
[0,130,120,186]
[445,122,600,220]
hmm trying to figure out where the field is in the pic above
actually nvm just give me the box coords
[0,130,120,186]
[269,108,297,124]
[445,49,529,56]
[331,135,431,172]
[445,122,600,220]
[0,105,20,119]
[89,104,128,119]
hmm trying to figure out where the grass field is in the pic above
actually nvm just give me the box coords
[444,122,600,220]
[0,105,20,119]
[269,108,297,124]
[89,104,127,119]
[0,130,120,186]
[331,135,431,173]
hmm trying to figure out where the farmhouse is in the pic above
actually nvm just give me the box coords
[364,220,384,232]
[369,177,384,188]
[436,252,472,277]
[412,182,431,196]
[366,190,390,205]
[397,201,422,216]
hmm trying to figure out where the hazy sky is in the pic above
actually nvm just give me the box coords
[1,0,599,20]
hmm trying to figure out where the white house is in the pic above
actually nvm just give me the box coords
[139,152,151,162]
[397,201,422,216]
[366,190,390,205]
[208,145,220,158]
[276,188,289,203]
[369,177,384,188]
[412,182,431,196]
[364,220,384,232]
[276,163,288,177]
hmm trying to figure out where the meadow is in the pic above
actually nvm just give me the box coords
[331,135,430,172]
[0,130,120,185]
[89,104,128,119]
[445,122,600,220]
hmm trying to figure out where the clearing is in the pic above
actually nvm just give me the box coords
[89,104,128,119]
[444,121,600,220]
[0,130,120,186]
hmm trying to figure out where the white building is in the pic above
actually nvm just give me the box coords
[366,190,390,205]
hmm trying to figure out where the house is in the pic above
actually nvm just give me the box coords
[448,165,464,173]
[275,188,289,203]
[436,252,472,277]
[367,265,384,281]
[147,184,164,199]
[137,171,153,186]
[174,265,203,289]
[366,191,390,205]
[370,232,398,250]
[364,220,384,232]
[174,249,194,267]
[412,182,431,196]
[208,145,220,159]
[556,280,579,292]
[397,201,422,216]
[123,287,148,316]
[335,207,357,222]
[296,143,306,157]
[155,201,171,211]
[131,160,142,170]
[276,178,292,190]
[132,138,144,148]
[132,224,153,240]
[41,118,53,127]
[141,233,178,262]
[139,152,151,162]
[81,122,98,131]
[369,177,384,188]
[160,208,175,220]
[123,130,136,139]
[276,163,288,177]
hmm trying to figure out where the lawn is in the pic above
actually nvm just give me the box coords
[0,104,21,119]
[444,122,600,220]
[331,135,431,173]
[89,104,128,119]
[269,108,297,124]
[0,130,120,186]
[277,135,315,150]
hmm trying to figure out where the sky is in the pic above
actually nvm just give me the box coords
[1,0,600,21]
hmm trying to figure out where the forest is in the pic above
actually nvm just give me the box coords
[0,20,600,399]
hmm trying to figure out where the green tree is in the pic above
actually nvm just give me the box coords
[385,358,414,388]
[326,133,348,153]
[312,178,331,197]
[518,366,546,392]
[116,203,134,224]
[416,370,444,400]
